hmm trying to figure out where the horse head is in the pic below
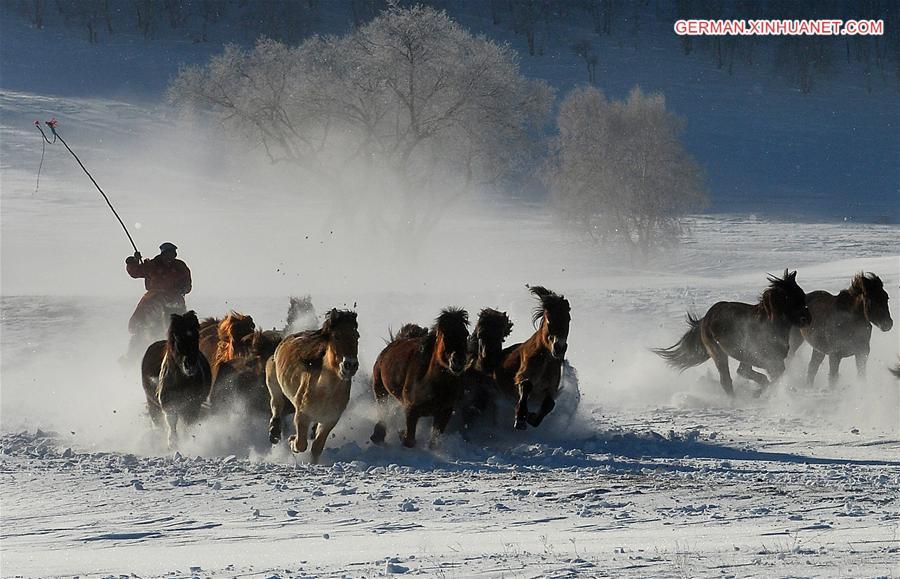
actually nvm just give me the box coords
[168,310,203,376]
[219,312,256,359]
[322,309,360,381]
[852,272,892,332]
[530,285,571,359]
[762,270,811,328]
[434,307,469,376]
[469,308,513,373]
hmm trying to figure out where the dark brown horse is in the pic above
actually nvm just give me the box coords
[212,329,284,414]
[370,308,469,448]
[141,311,212,448]
[495,287,571,430]
[266,309,360,463]
[790,272,892,386]
[655,270,811,395]
[457,308,514,433]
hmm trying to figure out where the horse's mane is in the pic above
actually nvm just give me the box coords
[290,308,358,366]
[850,272,883,296]
[755,269,800,320]
[216,311,255,363]
[390,323,429,342]
[529,285,570,326]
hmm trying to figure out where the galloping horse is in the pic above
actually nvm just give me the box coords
[457,308,514,433]
[198,312,256,383]
[213,329,284,413]
[266,309,360,463]
[141,311,211,449]
[370,308,470,448]
[495,287,570,430]
[790,272,892,386]
[655,270,811,395]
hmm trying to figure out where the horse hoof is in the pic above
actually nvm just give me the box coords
[370,424,386,445]
[288,435,307,453]
[269,432,280,445]
[514,418,527,430]
[401,435,416,448]
[526,413,542,427]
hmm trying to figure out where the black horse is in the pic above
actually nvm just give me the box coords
[655,270,811,395]
[790,272,892,386]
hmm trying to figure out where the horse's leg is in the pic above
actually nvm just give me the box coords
[705,342,733,396]
[737,362,769,386]
[163,408,179,450]
[370,367,389,445]
[400,407,421,448]
[527,395,556,427]
[288,409,311,454]
[310,420,338,464]
[855,351,869,380]
[429,407,454,449]
[266,362,287,444]
[514,380,533,430]
[828,355,842,388]
[807,349,826,386]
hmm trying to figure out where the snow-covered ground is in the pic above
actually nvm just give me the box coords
[2,4,900,577]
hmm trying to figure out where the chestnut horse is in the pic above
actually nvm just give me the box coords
[198,311,256,385]
[655,270,811,395]
[457,308,514,433]
[790,272,892,386]
[213,329,284,413]
[266,309,360,463]
[495,287,570,430]
[141,311,211,448]
[370,308,470,448]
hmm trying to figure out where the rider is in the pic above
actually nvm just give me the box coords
[125,242,192,348]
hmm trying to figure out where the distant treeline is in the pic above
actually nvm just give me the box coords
[5,0,899,93]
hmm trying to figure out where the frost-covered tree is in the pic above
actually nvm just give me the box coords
[169,5,552,245]
[544,86,707,258]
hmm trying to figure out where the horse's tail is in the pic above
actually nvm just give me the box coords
[652,313,709,371]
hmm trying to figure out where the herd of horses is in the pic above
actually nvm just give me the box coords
[139,287,571,461]
[138,271,894,461]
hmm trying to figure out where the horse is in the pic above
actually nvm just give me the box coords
[265,309,360,463]
[140,311,212,449]
[494,286,570,430]
[284,295,318,333]
[654,270,811,395]
[456,308,514,434]
[198,311,256,383]
[212,329,284,414]
[124,290,186,364]
[370,308,470,448]
[790,272,892,386]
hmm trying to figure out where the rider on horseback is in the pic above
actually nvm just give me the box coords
[125,242,192,360]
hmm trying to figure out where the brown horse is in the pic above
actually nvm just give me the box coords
[212,329,284,414]
[655,270,811,395]
[370,308,470,448]
[457,308,514,433]
[141,311,212,449]
[199,312,256,383]
[495,287,570,430]
[266,309,360,463]
[790,272,893,386]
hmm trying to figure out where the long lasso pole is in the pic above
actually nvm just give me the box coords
[35,119,140,255]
